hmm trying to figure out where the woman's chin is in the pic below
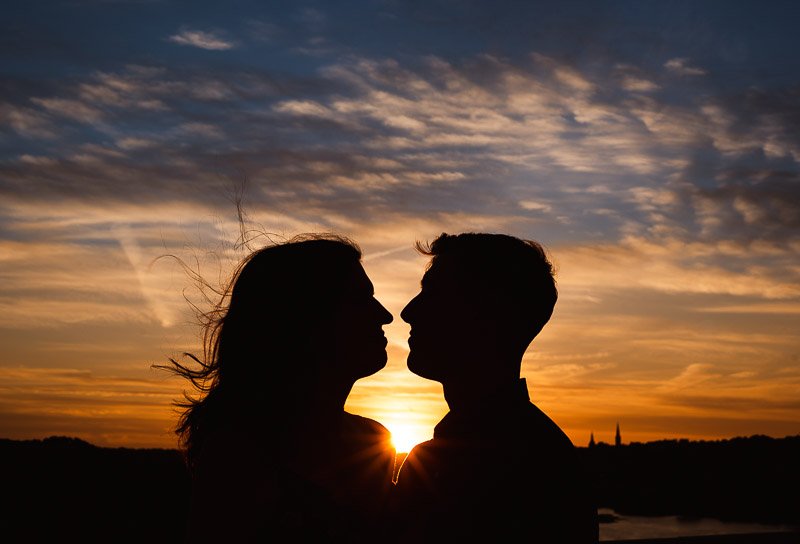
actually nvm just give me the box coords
[356,354,388,378]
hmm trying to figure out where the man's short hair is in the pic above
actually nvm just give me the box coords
[416,232,558,343]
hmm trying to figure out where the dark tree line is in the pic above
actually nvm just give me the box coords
[578,434,800,525]
[0,436,190,542]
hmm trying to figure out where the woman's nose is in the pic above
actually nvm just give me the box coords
[375,299,393,324]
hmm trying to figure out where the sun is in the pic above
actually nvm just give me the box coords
[387,422,428,454]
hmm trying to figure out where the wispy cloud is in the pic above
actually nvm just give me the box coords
[1,103,58,139]
[167,28,237,50]
[664,57,707,76]
[30,97,105,123]
[0,367,180,447]
[620,75,660,92]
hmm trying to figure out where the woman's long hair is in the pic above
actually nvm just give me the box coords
[158,233,362,472]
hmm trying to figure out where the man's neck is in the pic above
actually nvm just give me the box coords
[443,374,521,413]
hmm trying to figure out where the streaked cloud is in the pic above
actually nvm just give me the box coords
[620,75,660,92]
[695,303,800,315]
[2,103,58,139]
[167,28,237,50]
[30,97,105,123]
[0,366,180,447]
[664,57,707,76]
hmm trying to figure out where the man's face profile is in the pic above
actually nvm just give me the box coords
[401,257,483,382]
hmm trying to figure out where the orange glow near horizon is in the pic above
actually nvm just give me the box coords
[385,421,428,454]
[1,223,798,451]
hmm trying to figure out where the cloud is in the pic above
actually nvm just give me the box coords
[0,367,181,447]
[78,74,168,111]
[1,103,58,139]
[116,137,156,150]
[661,363,720,390]
[519,200,552,212]
[0,236,160,328]
[167,28,237,50]
[550,229,800,304]
[665,167,800,245]
[30,97,105,124]
[620,75,660,92]
[1,52,797,299]
[695,303,800,314]
[664,57,707,76]
[3,53,797,268]
[18,154,57,166]
[0,201,220,328]
[175,122,224,139]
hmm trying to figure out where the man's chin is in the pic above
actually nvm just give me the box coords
[361,355,388,378]
[407,355,440,382]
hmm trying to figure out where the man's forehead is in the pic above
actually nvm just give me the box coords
[421,257,462,288]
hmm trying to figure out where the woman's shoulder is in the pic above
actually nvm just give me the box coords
[193,425,265,474]
[341,412,392,439]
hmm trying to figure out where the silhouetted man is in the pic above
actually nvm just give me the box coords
[393,232,599,543]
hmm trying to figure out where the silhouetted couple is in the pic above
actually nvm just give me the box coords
[167,232,599,543]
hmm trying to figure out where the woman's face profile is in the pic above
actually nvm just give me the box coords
[325,262,393,381]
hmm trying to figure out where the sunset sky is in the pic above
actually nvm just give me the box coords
[2,0,798,452]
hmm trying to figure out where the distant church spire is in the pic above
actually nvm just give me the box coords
[589,432,596,448]
[615,422,621,447]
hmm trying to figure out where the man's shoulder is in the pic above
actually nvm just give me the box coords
[394,438,442,491]
[404,438,438,458]
[518,401,576,450]
[465,398,576,453]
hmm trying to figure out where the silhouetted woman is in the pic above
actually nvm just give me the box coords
[163,234,395,542]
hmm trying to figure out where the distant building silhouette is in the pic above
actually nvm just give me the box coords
[615,423,621,447]
[589,433,596,448]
